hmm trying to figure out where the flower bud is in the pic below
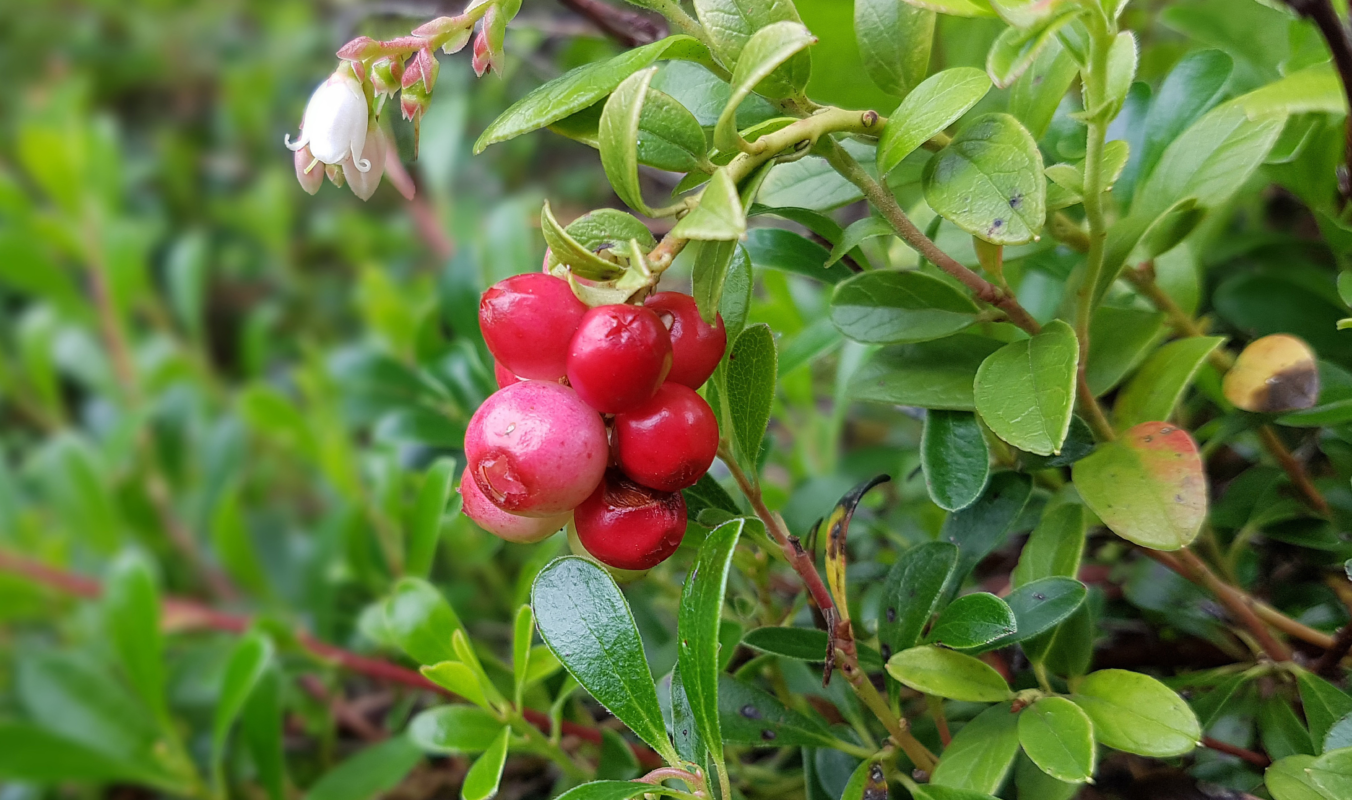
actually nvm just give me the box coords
[371,57,404,98]
[284,65,373,175]
[472,29,492,77]
[345,125,387,201]
[293,144,323,195]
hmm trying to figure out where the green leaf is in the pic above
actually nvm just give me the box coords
[743,228,854,284]
[925,113,1046,245]
[855,0,935,98]
[241,667,286,800]
[1267,755,1335,800]
[1308,747,1352,797]
[475,35,710,151]
[943,471,1034,584]
[672,167,746,241]
[690,238,739,328]
[898,0,996,17]
[724,323,777,467]
[407,457,456,579]
[385,577,465,665]
[1011,504,1086,588]
[677,518,744,765]
[1114,336,1224,430]
[1101,32,1137,117]
[637,88,711,173]
[826,217,894,268]
[409,706,504,755]
[1133,102,1286,219]
[930,702,1021,793]
[0,723,171,785]
[922,410,990,511]
[532,557,678,762]
[462,727,510,800]
[850,335,1003,410]
[989,577,1086,648]
[718,674,839,748]
[423,661,490,711]
[305,735,423,800]
[986,8,1083,88]
[908,784,1001,800]
[1019,696,1095,783]
[105,552,166,720]
[1263,695,1316,760]
[974,319,1078,456]
[1071,669,1201,757]
[1014,753,1080,800]
[598,728,641,781]
[1008,39,1078,140]
[554,783,666,800]
[1072,421,1206,550]
[1085,306,1165,396]
[1241,63,1346,119]
[214,633,274,788]
[926,592,1016,648]
[742,626,883,670]
[878,68,992,175]
[886,646,1012,702]
[714,22,816,153]
[720,245,753,340]
[694,0,811,98]
[877,541,960,658]
[829,270,980,345]
[513,605,535,706]
[601,68,661,216]
[1297,669,1352,751]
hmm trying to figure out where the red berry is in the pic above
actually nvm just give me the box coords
[566,304,673,413]
[574,471,687,570]
[493,361,521,389]
[644,292,726,389]
[480,273,587,380]
[614,383,718,492]
[464,381,607,516]
[460,475,569,543]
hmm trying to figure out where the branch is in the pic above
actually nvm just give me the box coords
[1201,736,1271,768]
[0,550,664,769]
[557,0,667,47]
[1282,0,1352,203]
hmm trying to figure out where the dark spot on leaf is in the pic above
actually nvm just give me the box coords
[1253,363,1321,413]
[1008,192,1023,209]
[886,606,896,623]
[740,704,762,720]
[880,643,891,661]
[1033,593,1045,601]
[761,729,777,741]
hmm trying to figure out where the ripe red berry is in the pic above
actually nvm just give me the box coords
[493,361,520,389]
[644,292,726,389]
[464,381,607,516]
[460,475,569,543]
[614,383,718,492]
[480,273,587,380]
[574,470,687,570]
[566,304,673,413]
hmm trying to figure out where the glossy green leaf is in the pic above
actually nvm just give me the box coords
[742,626,883,670]
[909,784,1001,800]
[922,410,990,511]
[213,633,273,789]
[851,335,1004,410]
[878,68,991,175]
[1085,306,1165,396]
[305,735,423,800]
[715,22,815,153]
[1325,713,1352,753]
[677,518,744,764]
[743,227,854,284]
[409,706,512,755]
[825,217,894,268]
[877,541,959,659]
[694,0,811,98]
[943,471,1033,583]
[1072,669,1201,757]
[1114,336,1224,430]
[1008,39,1078,140]
[724,323,777,467]
[974,319,1078,456]
[1014,752,1080,800]
[719,244,753,340]
[986,8,1082,88]
[1262,694,1316,760]
[1308,747,1352,797]
[990,577,1086,649]
[600,68,660,216]
[241,666,286,800]
[105,553,166,719]
[926,592,1016,648]
[1241,63,1345,119]
[924,113,1046,245]
[930,702,1021,793]
[476,35,709,151]
[1013,697,1093,785]
[533,557,678,762]
[422,660,490,710]
[718,674,839,748]
[829,270,980,345]
[672,167,746,241]
[855,0,934,98]
[554,782,667,800]
[407,457,456,579]
[385,577,464,665]
[1011,504,1086,588]
[899,0,996,17]
[690,238,739,328]
[1101,32,1138,116]
[462,727,510,800]
[1073,421,1206,550]
[1298,669,1352,751]
[541,202,627,281]
[886,646,1012,702]
[1266,755,1334,800]
[513,604,534,705]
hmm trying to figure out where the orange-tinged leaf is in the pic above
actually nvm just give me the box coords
[1072,422,1206,550]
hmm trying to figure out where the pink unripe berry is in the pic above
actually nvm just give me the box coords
[573,471,687,571]
[460,475,569,543]
[480,273,587,380]
[614,383,719,492]
[464,381,607,517]
[566,304,673,414]
[644,292,726,389]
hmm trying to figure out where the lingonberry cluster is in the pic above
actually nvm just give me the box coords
[461,271,726,573]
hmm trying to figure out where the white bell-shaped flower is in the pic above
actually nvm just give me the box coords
[284,66,371,174]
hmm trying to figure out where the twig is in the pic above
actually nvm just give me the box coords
[1314,621,1352,675]
[1281,0,1352,203]
[1201,736,1271,768]
[557,0,666,47]
[300,674,387,741]
[0,550,663,768]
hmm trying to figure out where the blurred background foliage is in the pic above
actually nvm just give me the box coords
[1,1,1351,799]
